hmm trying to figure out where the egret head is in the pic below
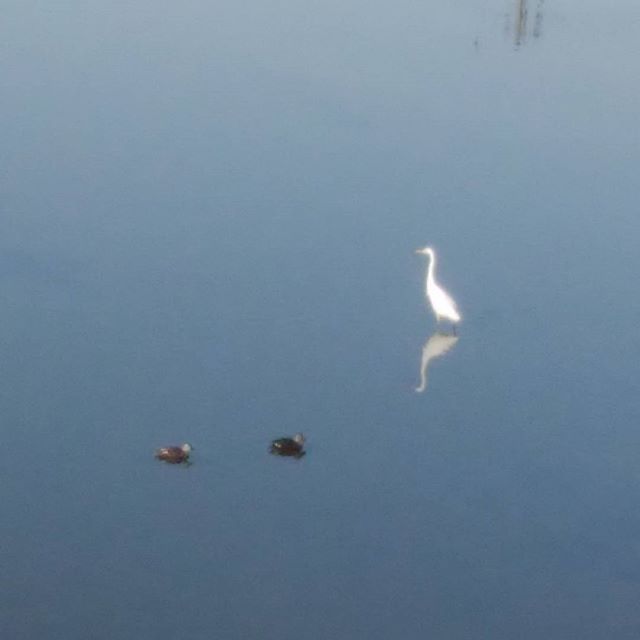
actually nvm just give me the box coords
[181,443,193,454]
[293,433,305,445]
[414,246,434,258]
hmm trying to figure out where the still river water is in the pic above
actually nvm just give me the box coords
[2,0,640,638]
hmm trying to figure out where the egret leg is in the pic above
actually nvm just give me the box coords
[452,324,457,336]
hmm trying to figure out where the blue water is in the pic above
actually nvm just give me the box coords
[2,1,640,638]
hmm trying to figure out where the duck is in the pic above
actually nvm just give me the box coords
[270,433,305,457]
[154,443,193,464]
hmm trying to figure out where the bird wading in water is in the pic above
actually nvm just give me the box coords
[415,246,461,333]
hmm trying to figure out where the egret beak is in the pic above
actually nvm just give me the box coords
[414,249,423,254]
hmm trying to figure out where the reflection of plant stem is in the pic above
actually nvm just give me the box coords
[512,0,543,46]
[533,0,544,38]
[515,0,528,47]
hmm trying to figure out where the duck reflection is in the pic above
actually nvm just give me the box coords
[415,331,459,393]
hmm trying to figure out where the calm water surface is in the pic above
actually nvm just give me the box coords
[2,1,640,638]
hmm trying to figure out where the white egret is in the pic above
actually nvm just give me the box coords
[415,331,459,393]
[415,246,461,331]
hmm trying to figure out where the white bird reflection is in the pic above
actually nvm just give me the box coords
[415,331,459,393]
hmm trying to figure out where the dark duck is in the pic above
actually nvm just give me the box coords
[154,443,193,464]
[270,433,305,458]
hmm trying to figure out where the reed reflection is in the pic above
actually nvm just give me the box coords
[415,331,459,393]
[507,0,544,48]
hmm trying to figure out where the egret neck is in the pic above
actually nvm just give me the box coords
[426,249,436,288]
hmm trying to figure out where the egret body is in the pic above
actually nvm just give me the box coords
[415,247,461,329]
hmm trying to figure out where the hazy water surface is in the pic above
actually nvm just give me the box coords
[2,1,640,638]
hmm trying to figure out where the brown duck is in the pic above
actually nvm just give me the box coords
[154,443,193,464]
[270,433,305,457]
